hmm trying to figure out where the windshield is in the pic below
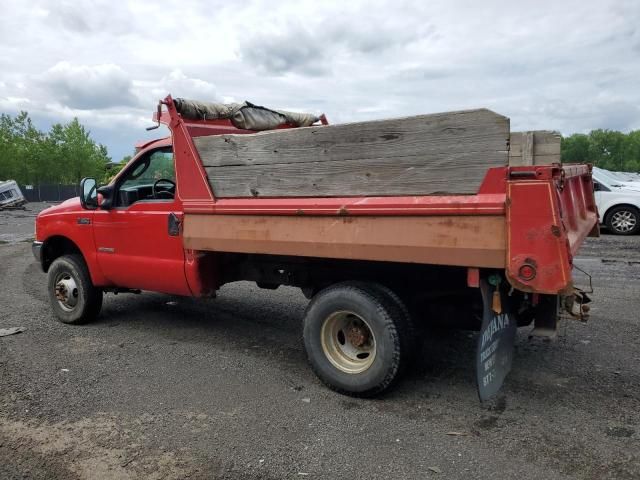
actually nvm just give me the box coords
[120,149,175,189]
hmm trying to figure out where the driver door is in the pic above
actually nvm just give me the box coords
[93,147,191,295]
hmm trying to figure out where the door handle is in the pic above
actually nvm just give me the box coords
[168,212,182,236]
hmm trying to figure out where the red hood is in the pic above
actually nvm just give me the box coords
[35,196,86,243]
[39,196,82,217]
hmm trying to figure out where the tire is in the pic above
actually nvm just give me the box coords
[303,281,412,397]
[47,254,103,324]
[364,283,419,364]
[606,205,640,235]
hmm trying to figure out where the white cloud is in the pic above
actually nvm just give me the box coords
[149,70,219,102]
[40,62,137,109]
[0,0,638,161]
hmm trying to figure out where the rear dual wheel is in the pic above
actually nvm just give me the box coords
[303,282,414,397]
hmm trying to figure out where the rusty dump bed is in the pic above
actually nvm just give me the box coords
[184,214,506,268]
[157,95,598,295]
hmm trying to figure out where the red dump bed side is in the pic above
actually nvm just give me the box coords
[156,95,598,296]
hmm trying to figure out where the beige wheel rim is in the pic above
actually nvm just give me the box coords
[54,272,79,312]
[320,311,376,374]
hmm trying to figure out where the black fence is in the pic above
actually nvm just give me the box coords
[19,184,80,203]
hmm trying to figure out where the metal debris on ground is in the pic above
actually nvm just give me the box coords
[0,205,27,210]
[0,327,26,337]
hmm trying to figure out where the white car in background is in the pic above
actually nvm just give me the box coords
[592,167,640,235]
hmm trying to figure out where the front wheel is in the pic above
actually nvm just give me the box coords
[606,205,640,235]
[303,282,412,397]
[47,254,103,324]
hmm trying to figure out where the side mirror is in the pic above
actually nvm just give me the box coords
[80,177,98,210]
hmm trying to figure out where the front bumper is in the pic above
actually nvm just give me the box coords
[32,241,43,264]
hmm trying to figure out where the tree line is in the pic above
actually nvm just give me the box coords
[0,111,113,185]
[561,129,640,172]
[1,111,639,186]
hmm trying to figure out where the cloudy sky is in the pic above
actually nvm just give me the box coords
[1,0,639,161]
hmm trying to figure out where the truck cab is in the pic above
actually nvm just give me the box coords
[33,138,190,295]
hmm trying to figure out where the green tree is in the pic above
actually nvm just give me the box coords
[561,134,590,164]
[48,119,111,183]
[0,111,47,184]
[103,154,131,183]
[589,129,627,170]
[0,112,111,185]
[621,131,640,172]
[562,129,640,172]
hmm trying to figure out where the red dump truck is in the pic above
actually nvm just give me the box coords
[33,96,598,400]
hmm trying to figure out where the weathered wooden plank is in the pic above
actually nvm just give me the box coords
[510,142,561,157]
[197,109,508,168]
[522,131,534,166]
[509,131,561,166]
[205,150,501,197]
[510,131,561,152]
[509,154,561,166]
[194,109,509,197]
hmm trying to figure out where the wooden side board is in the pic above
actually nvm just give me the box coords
[509,131,561,166]
[183,214,507,268]
[194,109,510,197]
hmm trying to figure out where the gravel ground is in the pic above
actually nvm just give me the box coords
[0,202,55,244]
[1,204,639,479]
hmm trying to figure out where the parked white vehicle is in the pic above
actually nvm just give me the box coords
[613,171,640,182]
[0,180,26,209]
[592,167,640,235]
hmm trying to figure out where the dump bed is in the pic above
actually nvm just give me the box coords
[156,95,598,295]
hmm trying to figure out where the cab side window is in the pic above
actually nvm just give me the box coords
[117,149,175,207]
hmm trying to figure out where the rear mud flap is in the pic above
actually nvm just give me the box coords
[476,279,517,402]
